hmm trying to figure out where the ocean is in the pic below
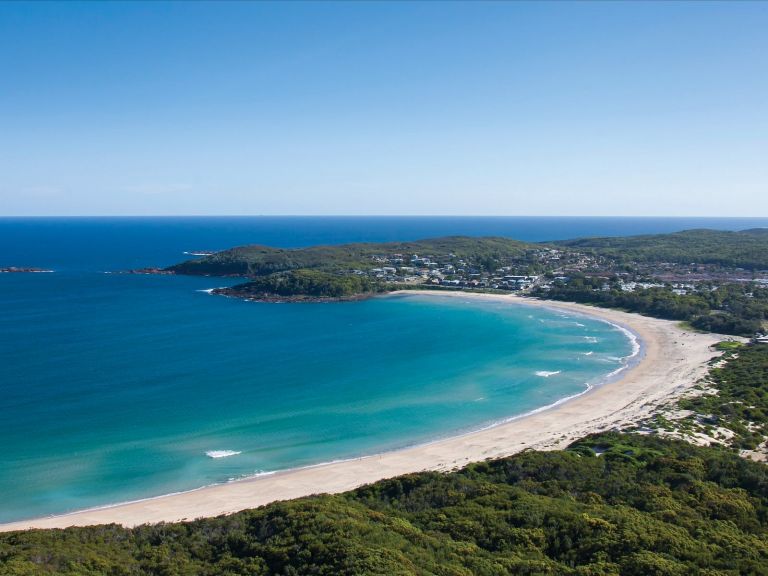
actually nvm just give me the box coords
[1,216,766,522]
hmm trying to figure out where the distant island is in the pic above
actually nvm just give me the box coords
[161,229,768,336]
[0,267,54,274]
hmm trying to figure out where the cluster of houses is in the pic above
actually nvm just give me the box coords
[356,249,768,304]
[359,252,541,291]
[434,274,540,290]
[617,280,703,295]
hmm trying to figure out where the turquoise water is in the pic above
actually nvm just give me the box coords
[4,216,758,522]
[0,279,632,522]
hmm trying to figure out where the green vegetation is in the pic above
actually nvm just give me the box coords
[219,269,384,300]
[553,228,768,270]
[715,341,746,351]
[173,236,538,300]
[168,236,533,277]
[534,278,768,336]
[647,343,768,451]
[3,432,768,575]
[170,229,768,279]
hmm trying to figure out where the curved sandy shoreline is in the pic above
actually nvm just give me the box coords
[0,291,724,532]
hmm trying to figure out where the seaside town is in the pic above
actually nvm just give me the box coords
[361,245,768,294]
[351,240,768,340]
[153,230,768,337]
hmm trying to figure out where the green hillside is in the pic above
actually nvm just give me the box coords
[217,269,384,300]
[553,229,768,270]
[167,236,534,277]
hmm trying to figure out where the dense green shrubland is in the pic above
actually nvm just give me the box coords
[554,228,768,270]
[219,269,384,299]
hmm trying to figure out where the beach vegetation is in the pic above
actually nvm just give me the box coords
[647,343,768,451]
[715,340,745,351]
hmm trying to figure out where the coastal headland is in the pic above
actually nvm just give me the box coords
[0,291,724,531]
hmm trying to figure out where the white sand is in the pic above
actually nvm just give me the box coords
[0,291,724,531]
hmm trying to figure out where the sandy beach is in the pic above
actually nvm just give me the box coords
[0,291,725,532]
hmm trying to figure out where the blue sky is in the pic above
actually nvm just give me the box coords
[1,1,766,216]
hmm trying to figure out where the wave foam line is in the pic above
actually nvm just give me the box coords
[206,450,241,459]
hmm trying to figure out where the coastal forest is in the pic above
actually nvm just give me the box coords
[218,269,385,300]
[534,280,768,336]
[167,236,532,278]
[3,344,768,575]
[552,228,768,270]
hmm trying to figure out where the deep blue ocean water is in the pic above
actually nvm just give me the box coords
[1,216,766,522]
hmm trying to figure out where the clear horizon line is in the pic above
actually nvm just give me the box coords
[1,214,766,219]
